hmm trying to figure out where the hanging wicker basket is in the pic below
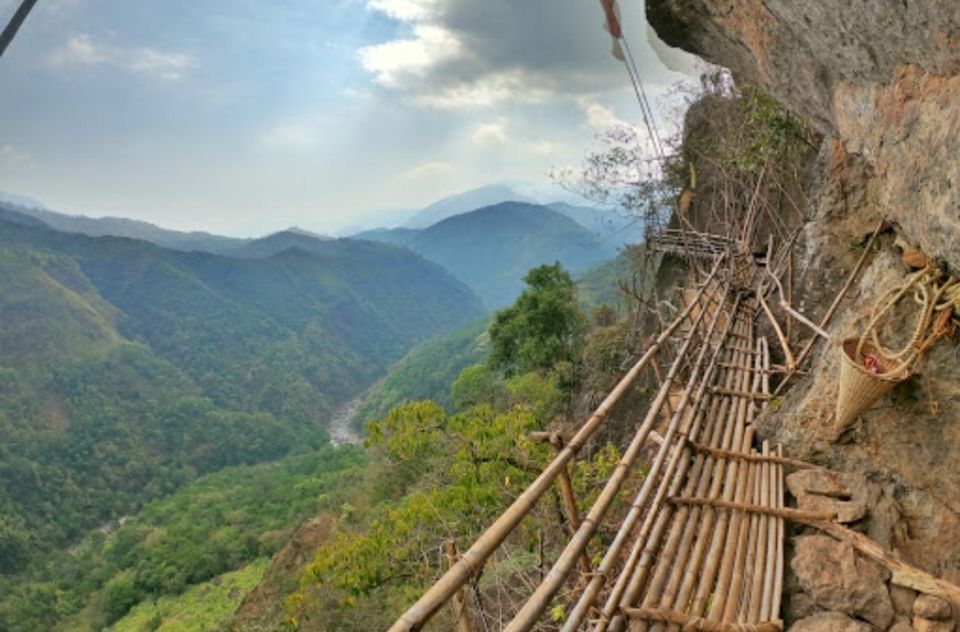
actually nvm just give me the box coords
[835,338,909,430]
[834,266,954,433]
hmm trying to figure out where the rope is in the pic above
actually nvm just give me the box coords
[856,266,958,378]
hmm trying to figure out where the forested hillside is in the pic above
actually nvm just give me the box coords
[407,202,617,308]
[0,213,483,629]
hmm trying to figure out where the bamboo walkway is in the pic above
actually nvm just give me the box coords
[388,251,797,631]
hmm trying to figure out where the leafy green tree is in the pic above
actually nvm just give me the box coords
[488,263,586,377]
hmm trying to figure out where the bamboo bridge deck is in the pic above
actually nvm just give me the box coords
[387,248,795,631]
[388,226,959,631]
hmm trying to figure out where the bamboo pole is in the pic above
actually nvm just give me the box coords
[721,457,758,623]
[584,295,744,632]
[684,319,757,627]
[707,339,764,622]
[621,607,783,632]
[505,284,731,632]
[738,448,763,623]
[387,261,724,631]
[747,442,771,623]
[529,433,591,575]
[606,365,729,632]
[772,445,785,620]
[774,220,885,396]
[443,541,474,632]
[647,310,755,632]
[625,312,752,632]
[758,290,795,371]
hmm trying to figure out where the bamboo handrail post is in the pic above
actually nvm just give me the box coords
[758,289,795,372]
[387,261,725,631]
[443,541,474,632]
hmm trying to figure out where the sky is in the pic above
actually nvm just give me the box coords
[0,0,701,236]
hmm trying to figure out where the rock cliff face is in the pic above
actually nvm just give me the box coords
[647,0,960,269]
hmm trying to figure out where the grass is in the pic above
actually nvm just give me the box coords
[110,558,270,632]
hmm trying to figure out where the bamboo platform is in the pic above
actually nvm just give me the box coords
[387,259,789,632]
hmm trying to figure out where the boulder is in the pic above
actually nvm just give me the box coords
[791,535,894,629]
[787,612,871,632]
[788,469,853,498]
[796,492,868,523]
[915,595,953,620]
[890,586,919,616]
[914,618,956,632]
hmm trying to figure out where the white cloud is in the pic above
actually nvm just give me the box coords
[366,0,440,21]
[470,117,509,144]
[580,99,634,131]
[47,34,197,81]
[0,145,36,168]
[260,122,318,149]
[401,161,456,179]
[359,24,461,88]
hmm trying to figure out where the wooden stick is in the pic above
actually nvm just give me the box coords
[621,607,782,632]
[443,541,474,632]
[774,220,885,396]
[758,290,796,371]
[669,497,835,522]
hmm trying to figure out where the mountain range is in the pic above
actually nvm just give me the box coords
[0,201,483,559]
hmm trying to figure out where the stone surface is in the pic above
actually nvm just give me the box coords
[795,492,868,523]
[787,612,872,632]
[891,617,915,632]
[915,595,953,620]
[914,618,956,632]
[891,586,919,616]
[792,535,894,629]
[788,469,853,498]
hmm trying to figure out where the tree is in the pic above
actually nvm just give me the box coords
[488,263,585,377]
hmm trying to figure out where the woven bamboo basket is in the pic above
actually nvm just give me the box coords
[835,338,909,430]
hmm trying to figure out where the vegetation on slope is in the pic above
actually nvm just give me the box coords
[111,557,270,632]
[0,215,483,630]
[287,264,637,630]
[351,318,491,430]
[0,445,364,630]
[406,202,618,308]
